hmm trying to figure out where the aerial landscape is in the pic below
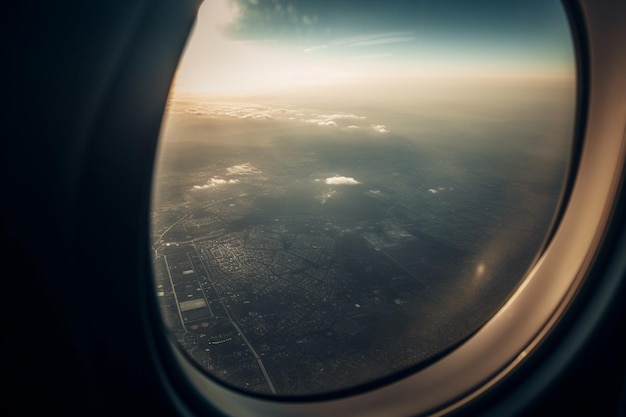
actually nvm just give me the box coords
[150,0,575,397]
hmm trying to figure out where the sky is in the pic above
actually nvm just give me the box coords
[171,0,574,94]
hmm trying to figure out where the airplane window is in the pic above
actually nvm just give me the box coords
[150,0,575,397]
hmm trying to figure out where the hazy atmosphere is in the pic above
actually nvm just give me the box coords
[151,0,576,396]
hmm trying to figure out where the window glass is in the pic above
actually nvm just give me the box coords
[151,0,575,397]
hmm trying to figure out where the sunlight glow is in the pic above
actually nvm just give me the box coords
[171,0,574,94]
[173,0,354,93]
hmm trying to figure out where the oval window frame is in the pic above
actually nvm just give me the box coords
[147,1,626,416]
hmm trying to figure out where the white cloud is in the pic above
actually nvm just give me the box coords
[191,162,262,190]
[304,113,365,128]
[226,163,261,176]
[332,31,415,47]
[169,98,392,134]
[304,119,338,127]
[319,113,366,121]
[428,186,453,194]
[193,178,239,189]
[319,121,338,126]
[351,36,415,47]
[372,124,389,133]
[318,176,361,185]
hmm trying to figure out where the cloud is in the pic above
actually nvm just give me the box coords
[193,178,240,189]
[332,31,415,47]
[184,107,205,115]
[428,186,453,194]
[318,176,361,185]
[319,113,366,121]
[226,163,262,175]
[372,124,389,133]
[304,119,338,127]
[303,112,366,128]
[191,162,262,190]
[169,98,392,133]
[351,36,415,47]
[172,100,281,120]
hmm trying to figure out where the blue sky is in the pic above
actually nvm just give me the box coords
[172,0,574,93]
